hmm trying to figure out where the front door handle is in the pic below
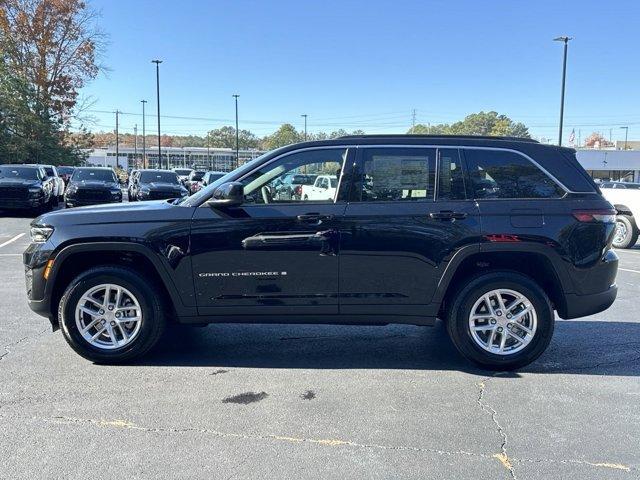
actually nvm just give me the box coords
[429,211,468,220]
[297,213,334,224]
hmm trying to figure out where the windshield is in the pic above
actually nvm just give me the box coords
[58,167,74,175]
[207,173,225,182]
[180,150,274,206]
[0,166,40,180]
[174,169,192,176]
[72,168,117,182]
[140,171,179,184]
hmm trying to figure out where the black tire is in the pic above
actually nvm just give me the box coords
[446,271,554,370]
[58,266,166,363]
[612,215,639,249]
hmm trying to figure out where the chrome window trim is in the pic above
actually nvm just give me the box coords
[358,144,595,196]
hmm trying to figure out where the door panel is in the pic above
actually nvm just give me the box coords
[190,147,353,316]
[339,147,481,317]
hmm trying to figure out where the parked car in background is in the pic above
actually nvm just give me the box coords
[135,169,188,201]
[273,173,317,201]
[24,135,619,368]
[185,170,206,194]
[600,181,640,248]
[57,166,75,186]
[202,171,226,187]
[127,170,140,201]
[0,164,55,213]
[29,164,65,204]
[300,174,338,201]
[172,168,193,185]
[64,167,122,208]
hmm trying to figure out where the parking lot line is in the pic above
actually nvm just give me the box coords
[619,267,640,274]
[0,233,25,249]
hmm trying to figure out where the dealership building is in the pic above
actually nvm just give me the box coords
[84,146,265,172]
[576,148,640,183]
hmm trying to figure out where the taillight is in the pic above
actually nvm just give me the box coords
[572,209,616,223]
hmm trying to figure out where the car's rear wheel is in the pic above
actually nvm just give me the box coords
[447,271,554,370]
[612,214,638,249]
[58,266,166,363]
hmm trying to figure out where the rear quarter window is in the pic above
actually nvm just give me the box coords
[464,149,565,199]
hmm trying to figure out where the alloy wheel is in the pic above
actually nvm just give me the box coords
[468,288,537,355]
[75,283,143,350]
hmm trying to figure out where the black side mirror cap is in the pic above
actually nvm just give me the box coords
[206,181,244,208]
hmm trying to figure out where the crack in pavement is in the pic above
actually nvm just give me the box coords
[41,415,634,474]
[0,327,49,361]
[476,373,517,480]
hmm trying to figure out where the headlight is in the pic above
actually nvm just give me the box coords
[66,185,78,194]
[139,188,150,195]
[28,187,43,196]
[110,188,121,195]
[30,226,54,243]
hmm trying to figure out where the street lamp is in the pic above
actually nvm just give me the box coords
[620,126,629,150]
[141,100,147,168]
[554,36,572,146]
[233,94,240,168]
[152,59,163,168]
[301,114,308,141]
[114,110,120,169]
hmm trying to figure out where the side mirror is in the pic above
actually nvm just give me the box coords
[206,181,244,208]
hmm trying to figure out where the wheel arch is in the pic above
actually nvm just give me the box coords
[46,242,194,327]
[435,244,571,320]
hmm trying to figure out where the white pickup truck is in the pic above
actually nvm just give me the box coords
[600,181,640,248]
[300,175,338,201]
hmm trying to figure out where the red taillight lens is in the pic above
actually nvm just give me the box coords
[572,209,616,223]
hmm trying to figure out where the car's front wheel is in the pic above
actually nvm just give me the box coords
[447,271,554,370]
[58,266,166,363]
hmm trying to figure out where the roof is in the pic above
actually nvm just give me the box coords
[338,134,539,143]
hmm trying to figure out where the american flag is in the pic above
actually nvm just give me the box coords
[568,129,576,146]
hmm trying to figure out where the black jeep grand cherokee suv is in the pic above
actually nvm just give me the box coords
[23,136,618,368]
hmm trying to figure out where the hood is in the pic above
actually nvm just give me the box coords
[72,180,118,189]
[0,178,41,187]
[34,199,193,228]
[144,182,183,190]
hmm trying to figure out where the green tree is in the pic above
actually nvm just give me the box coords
[407,112,530,138]
[263,123,303,149]
[206,126,259,149]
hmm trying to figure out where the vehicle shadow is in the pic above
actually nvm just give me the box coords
[135,319,640,376]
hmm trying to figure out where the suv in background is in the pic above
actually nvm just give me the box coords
[599,181,640,248]
[185,170,206,194]
[24,135,618,369]
[64,167,122,208]
[172,168,193,186]
[0,164,54,213]
[135,170,188,201]
[202,171,226,187]
[27,165,65,205]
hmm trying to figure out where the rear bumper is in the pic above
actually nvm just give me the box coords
[560,284,618,319]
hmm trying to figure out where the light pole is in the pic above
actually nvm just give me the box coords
[554,36,572,146]
[233,94,240,168]
[152,59,163,168]
[206,131,210,168]
[141,100,147,168]
[134,124,138,168]
[620,126,629,150]
[115,110,120,169]
[301,114,308,141]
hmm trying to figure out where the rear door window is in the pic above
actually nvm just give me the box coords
[464,149,565,199]
[355,147,436,202]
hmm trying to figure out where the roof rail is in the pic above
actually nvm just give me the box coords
[338,134,539,143]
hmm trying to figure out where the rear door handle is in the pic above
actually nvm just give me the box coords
[297,213,334,224]
[429,211,468,220]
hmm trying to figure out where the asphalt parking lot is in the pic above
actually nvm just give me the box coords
[1,210,639,479]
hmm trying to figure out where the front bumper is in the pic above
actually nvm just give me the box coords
[0,198,44,209]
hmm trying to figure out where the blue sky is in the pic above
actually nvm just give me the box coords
[81,0,640,144]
